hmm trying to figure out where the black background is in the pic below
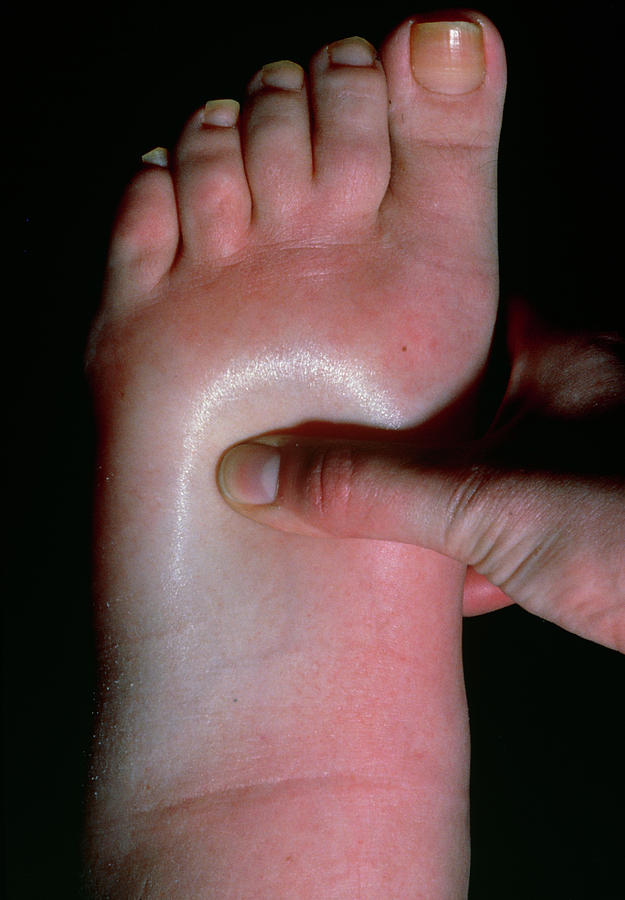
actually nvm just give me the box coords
[8,0,625,897]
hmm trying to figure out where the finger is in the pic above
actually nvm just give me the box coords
[214,436,514,617]
[218,437,625,650]
[463,567,512,616]
[217,437,528,569]
[219,437,625,650]
[503,295,625,420]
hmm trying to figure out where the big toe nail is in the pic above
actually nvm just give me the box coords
[410,21,485,95]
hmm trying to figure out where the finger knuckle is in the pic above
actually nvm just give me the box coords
[443,465,518,568]
[444,466,493,543]
[302,445,360,533]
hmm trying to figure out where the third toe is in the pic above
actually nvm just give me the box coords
[242,61,313,224]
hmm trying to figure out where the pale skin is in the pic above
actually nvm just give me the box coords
[85,13,507,898]
[221,297,625,653]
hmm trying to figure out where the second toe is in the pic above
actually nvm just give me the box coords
[309,37,391,223]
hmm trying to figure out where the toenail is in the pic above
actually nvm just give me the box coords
[410,21,485,95]
[219,443,280,506]
[202,99,240,127]
[327,36,377,67]
[259,61,305,91]
[141,146,169,167]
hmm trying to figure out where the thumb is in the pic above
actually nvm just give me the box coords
[218,437,539,580]
[217,436,625,651]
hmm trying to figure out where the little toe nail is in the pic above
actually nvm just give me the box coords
[327,36,377,67]
[410,21,485,95]
[202,99,240,127]
[141,146,169,167]
[259,60,305,91]
[219,443,280,506]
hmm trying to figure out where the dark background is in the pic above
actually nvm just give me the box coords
[8,0,624,897]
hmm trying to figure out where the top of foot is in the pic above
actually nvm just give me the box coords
[90,12,506,438]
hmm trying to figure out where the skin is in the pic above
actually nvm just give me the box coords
[85,13,507,898]
[220,296,625,653]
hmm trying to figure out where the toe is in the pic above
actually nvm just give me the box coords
[105,162,178,299]
[174,101,251,259]
[380,12,506,251]
[309,37,390,222]
[242,61,312,225]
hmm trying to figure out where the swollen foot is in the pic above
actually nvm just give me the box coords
[85,12,506,898]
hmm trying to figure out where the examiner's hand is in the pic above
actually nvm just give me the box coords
[219,301,625,653]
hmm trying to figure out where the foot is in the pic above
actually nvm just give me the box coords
[86,13,506,898]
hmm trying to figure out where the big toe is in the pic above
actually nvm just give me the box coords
[380,12,506,256]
